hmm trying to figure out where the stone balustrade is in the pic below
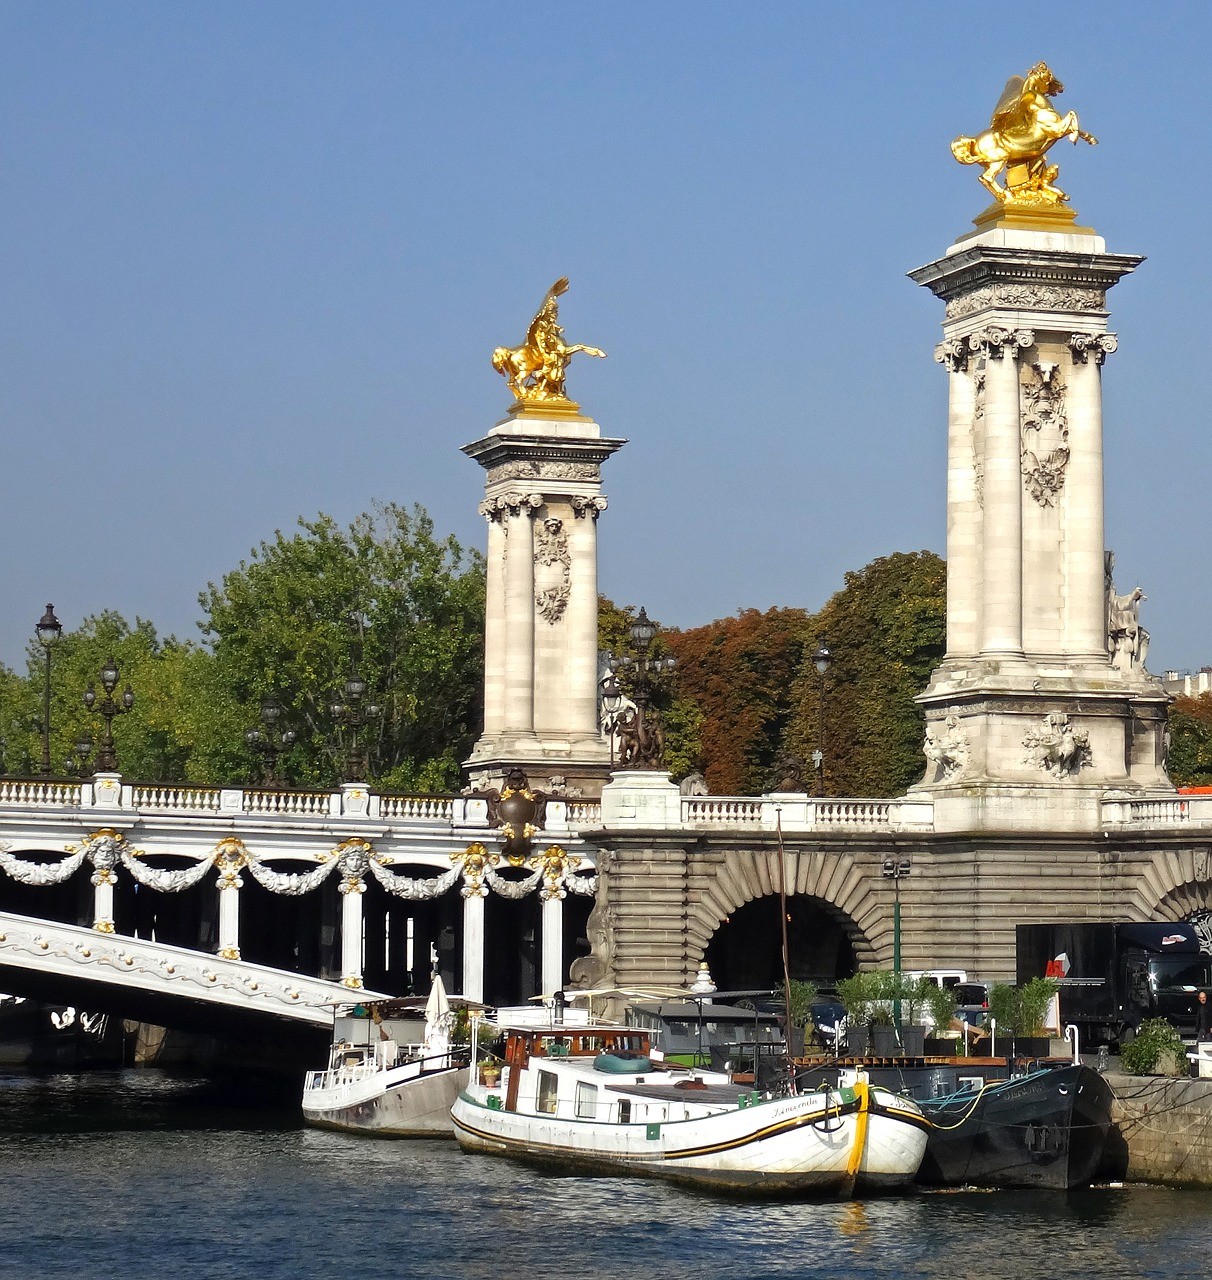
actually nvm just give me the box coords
[1103,796,1212,828]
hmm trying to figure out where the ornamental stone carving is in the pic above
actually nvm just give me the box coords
[1020,362,1070,507]
[1105,551,1151,673]
[971,370,986,509]
[486,459,601,485]
[923,712,969,783]
[1023,712,1091,778]
[1069,332,1118,365]
[476,492,544,522]
[934,337,970,373]
[571,495,608,520]
[335,837,373,895]
[534,517,571,623]
[970,326,1034,359]
[945,283,1105,321]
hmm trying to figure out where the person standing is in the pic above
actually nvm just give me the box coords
[1196,990,1212,1043]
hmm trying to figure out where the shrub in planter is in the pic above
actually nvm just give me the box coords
[786,978,818,1055]
[1121,1018,1187,1076]
[923,982,957,1034]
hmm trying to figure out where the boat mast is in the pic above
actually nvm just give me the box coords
[776,810,794,1086]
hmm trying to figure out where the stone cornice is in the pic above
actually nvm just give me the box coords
[462,432,627,473]
[909,245,1145,306]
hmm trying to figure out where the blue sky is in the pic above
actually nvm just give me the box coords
[1,3,1209,675]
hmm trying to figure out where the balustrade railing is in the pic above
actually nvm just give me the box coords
[566,801,602,827]
[682,797,764,825]
[0,779,82,807]
[131,784,222,813]
[379,794,456,822]
[243,789,332,817]
[816,800,892,828]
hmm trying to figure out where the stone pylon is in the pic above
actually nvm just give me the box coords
[462,407,625,797]
[909,215,1172,831]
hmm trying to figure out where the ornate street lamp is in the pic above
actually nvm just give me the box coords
[598,663,625,767]
[882,855,912,1026]
[607,606,677,770]
[36,604,63,776]
[72,734,94,778]
[330,642,381,783]
[83,658,134,773]
[812,641,832,797]
[245,696,297,787]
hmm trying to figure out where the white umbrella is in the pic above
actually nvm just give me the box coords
[423,972,452,1051]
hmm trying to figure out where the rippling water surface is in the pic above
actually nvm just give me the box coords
[2,1070,1210,1279]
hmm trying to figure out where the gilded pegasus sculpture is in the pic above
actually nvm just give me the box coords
[492,278,605,410]
[952,62,1097,208]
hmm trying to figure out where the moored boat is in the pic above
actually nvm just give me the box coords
[450,1022,929,1195]
[302,977,470,1137]
[797,1057,1114,1189]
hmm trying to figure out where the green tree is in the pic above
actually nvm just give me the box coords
[0,612,207,781]
[1169,693,1212,788]
[785,551,946,797]
[198,503,485,791]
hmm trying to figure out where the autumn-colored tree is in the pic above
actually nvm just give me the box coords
[665,608,811,794]
[1169,693,1212,788]
[785,552,946,797]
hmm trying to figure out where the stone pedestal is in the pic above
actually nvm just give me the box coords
[909,219,1171,831]
[462,408,625,797]
[599,770,682,828]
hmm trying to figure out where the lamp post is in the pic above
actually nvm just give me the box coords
[882,855,911,1026]
[812,641,832,797]
[36,604,63,776]
[83,658,134,773]
[72,734,94,778]
[330,632,381,782]
[614,607,676,770]
[245,696,297,787]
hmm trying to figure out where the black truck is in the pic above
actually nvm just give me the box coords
[1016,921,1212,1047]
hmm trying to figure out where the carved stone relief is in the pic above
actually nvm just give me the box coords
[945,283,1105,321]
[971,368,986,509]
[571,495,608,520]
[534,517,571,624]
[923,712,970,783]
[934,337,969,373]
[486,459,601,485]
[1020,362,1069,507]
[1105,551,1151,673]
[1022,712,1091,778]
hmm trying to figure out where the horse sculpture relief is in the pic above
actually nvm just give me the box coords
[492,277,606,409]
[952,62,1097,208]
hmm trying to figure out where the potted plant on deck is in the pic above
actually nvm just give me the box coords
[922,982,959,1056]
[837,972,875,1057]
[897,974,932,1058]
[868,971,900,1056]
[785,979,818,1058]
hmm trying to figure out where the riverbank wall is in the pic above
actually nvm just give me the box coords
[1108,1072,1212,1185]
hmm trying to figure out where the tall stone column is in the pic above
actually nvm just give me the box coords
[1066,333,1118,659]
[541,895,564,996]
[910,217,1169,822]
[479,508,508,736]
[463,410,625,797]
[339,879,365,989]
[217,877,241,960]
[975,326,1033,659]
[502,496,538,735]
[462,892,485,1003]
[937,338,981,657]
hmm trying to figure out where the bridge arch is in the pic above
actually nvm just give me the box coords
[688,848,880,982]
[1129,846,1212,921]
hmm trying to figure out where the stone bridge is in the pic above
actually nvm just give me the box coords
[5,773,1212,1028]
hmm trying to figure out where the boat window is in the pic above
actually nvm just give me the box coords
[617,1099,631,1124]
[536,1070,559,1114]
[668,1021,689,1037]
[575,1082,598,1119]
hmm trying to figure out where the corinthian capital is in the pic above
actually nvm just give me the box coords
[934,337,970,373]
[970,326,1034,360]
[479,492,543,521]
[1069,332,1118,365]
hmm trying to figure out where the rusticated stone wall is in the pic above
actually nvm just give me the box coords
[587,830,1212,990]
[1109,1074,1212,1185]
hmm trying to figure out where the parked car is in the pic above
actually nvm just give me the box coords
[954,981,991,1026]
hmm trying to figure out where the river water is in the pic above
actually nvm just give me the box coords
[1,1070,1209,1279]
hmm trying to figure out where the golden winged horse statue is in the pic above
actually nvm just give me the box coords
[952,62,1097,207]
[492,278,606,409]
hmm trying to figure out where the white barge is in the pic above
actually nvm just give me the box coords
[451,1023,928,1195]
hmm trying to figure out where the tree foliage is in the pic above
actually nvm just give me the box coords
[198,503,484,790]
[1169,693,1212,788]
[665,608,810,794]
[785,551,946,798]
